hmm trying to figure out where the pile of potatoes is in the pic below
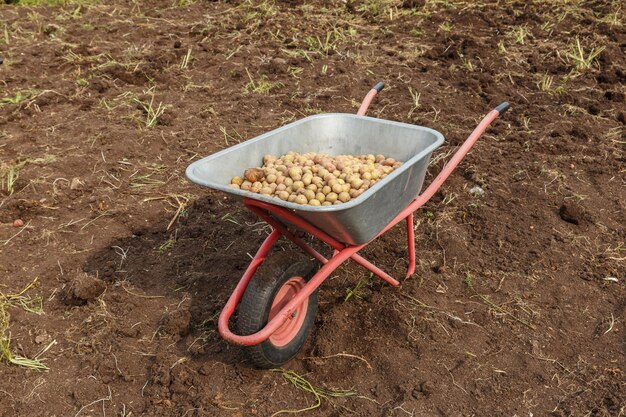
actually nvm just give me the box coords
[229,152,402,206]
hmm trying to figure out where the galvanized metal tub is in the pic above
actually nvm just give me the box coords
[186,113,444,245]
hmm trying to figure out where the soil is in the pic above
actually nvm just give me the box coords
[1,1,625,416]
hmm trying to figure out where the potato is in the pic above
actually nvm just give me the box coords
[294,195,308,205]
[331,183,343,194]
[288,167,302,180]
[244,168,265,183]
[303,189,316,201]
[350,178,364,189]
[291,180,304,192]
[338,192,350,203]
[232,151,402,205]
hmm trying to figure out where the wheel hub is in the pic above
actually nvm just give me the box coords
[268,276,308,347]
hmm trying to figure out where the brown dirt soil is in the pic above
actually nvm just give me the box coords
[1,1,625,416]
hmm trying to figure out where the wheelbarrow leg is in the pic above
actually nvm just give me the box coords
[247,200,400,286]
[406,213,416,278]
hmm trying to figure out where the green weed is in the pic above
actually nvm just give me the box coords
[133,92,168,128]
[344,274,374,302]
[566,37,605,71]
[243,69,279,94]
[0,91,27,106]
[509,25,530,45]
[0,155,56,195]
[159,238,176,252]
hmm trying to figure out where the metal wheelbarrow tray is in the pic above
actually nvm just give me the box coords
[186,82,510,368]
[186,113,444,245]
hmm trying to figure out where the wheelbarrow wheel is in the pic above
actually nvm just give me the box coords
[237,251,319,369]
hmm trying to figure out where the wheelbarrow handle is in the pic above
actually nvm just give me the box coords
[373,82,385,92]
[357,81,385,116]
[495,101,511,115]
[380,101,512,232]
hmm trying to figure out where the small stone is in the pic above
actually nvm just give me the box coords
[469,186,484,197]
[13,219,24,227]
[35,334,47,344]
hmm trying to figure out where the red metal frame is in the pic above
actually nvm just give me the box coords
[218,87,508,346]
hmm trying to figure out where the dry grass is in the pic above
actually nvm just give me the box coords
[0,278,48,371]
[270,369,358,416]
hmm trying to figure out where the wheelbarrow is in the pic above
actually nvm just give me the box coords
[186,82,510,368]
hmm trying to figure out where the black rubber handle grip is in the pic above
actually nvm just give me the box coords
[373,82,385,92]
[495,102,510,115]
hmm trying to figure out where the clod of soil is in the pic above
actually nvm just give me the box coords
[558,202,587,225]
[62,274,106,305]
[161,307,191,337]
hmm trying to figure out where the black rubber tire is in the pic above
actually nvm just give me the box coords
[236,251,319,369]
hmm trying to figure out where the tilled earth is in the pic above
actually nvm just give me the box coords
[0,0,624,416]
